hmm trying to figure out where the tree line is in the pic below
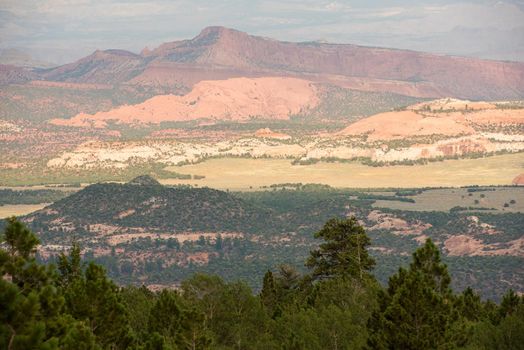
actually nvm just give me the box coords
[1,217,523,349]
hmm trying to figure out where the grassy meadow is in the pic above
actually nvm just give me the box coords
[0,204,50,219]
[372,187,524,213]
[163,153,524,190]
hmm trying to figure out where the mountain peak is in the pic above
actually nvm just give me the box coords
[191,26,248,46]
[39,26,524,100]
[196,26,244,38]
[127,175,161,186]
[90,49,140,59]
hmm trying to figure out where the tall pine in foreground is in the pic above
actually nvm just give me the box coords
[0,217,97,349]
[260,270,279,318]
[367,239,456,349]
[306,217,375,281]
[273,217,379,349]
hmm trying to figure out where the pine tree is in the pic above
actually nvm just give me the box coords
[409,238,451,295]
[57,243,83,288]
[367,239,456,349]
[499,289,521,319]
[275,264,301,291]
[148,290,183,347]
[63,262,133,349]
[260,270,279,317]
[2,217,39,260]
[0,218,97,349]
[1,217,49,290]
[455,287,483,322]
[306,217,375,281]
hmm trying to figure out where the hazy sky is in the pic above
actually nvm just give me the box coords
[1,0,523,64]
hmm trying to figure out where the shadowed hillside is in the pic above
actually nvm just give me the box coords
[25,175,270,234]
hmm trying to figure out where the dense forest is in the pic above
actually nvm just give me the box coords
[19,180,522,301]
[1,217,523,349]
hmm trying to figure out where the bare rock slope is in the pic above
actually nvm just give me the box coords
[50,77,319,126]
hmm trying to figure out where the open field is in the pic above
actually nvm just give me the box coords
[0,185,82,191]
[163,153,524,190]
[0,203,50,218]
[372,187,524,213]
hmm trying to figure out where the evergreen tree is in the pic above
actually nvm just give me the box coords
[275,264,301,291]
[455,287,483,322]
[0,218,97,349]
[57,243,83,288]
[1,217,49,289]
[2,217,39,260]
[306,217,375,281]
[499,289,521,319]
[260,270,279,317]
[272,264,308,311]
[2,216,524,349]
[367,239,456,349]
[148,290,183,347]
[409,238,451,295]
[62,262,133,349]
[0,278,51,350]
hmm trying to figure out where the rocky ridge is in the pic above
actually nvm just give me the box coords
[4,27,524,100]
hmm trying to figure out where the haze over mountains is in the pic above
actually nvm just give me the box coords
[1,26,523,187]
[3,26,524,100]
[2,3,524,347]
[1,22,523,316]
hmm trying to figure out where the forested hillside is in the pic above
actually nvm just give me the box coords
[16,178,523,301]
[1,218,523,349]
[26,176,269,233]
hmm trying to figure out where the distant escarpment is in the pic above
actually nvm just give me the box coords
[4,26,524,100]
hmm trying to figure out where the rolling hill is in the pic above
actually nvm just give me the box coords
[24,175,270,236]
[337,98,524,141]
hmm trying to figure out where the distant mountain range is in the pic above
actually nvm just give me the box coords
[2,26,524,100]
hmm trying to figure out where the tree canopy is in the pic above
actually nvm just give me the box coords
[1,217,523,349]
[306,217,375,281]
